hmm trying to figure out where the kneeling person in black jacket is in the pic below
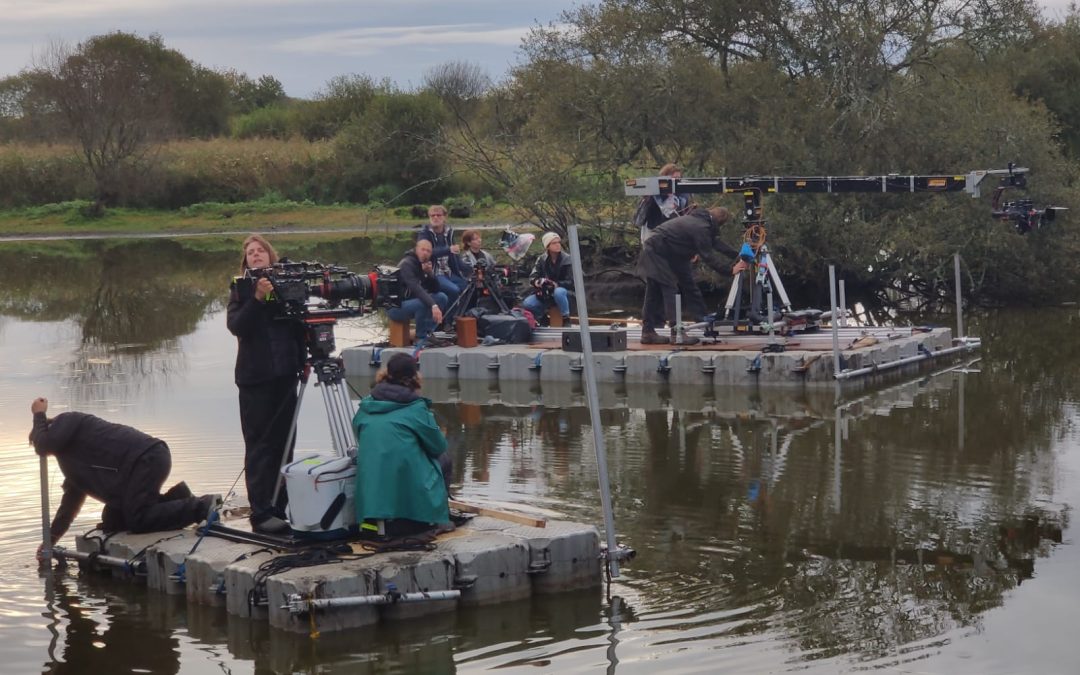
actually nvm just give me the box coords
[30,397,219,559]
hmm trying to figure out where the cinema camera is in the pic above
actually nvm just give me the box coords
[991,165,1066,234]
[235,260,402,320]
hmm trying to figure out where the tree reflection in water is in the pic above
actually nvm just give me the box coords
[393,366,1068,667]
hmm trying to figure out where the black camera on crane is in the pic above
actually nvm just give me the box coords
[991,164,1066,234]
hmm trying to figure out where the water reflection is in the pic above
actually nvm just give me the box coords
[349,365,1067,669]
[42,574,182,674]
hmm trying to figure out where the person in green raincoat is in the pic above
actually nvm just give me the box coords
[352,353,452,529]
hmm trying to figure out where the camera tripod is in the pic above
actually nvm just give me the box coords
[270,315,357,506]
[441,264,512,326]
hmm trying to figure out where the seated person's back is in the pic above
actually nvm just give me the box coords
[351,354,451,532]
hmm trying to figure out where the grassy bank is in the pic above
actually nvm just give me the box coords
[0,199,524,238]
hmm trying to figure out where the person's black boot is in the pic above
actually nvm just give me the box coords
[252,515,291,535]
[161,481,193,501]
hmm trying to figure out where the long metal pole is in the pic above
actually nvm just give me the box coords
[954,253,964,338]
[568,225,621,578]
[838,280,847,327]
[285,590,461,614]
[39,455,51,564]
[829,265,841,377]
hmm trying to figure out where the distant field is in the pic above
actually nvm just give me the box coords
[0,200,524,239]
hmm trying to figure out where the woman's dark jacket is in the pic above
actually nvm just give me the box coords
[528,252,574,290]
[227,279,306,387]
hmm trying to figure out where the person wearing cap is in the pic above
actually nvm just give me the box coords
[351,354,452,533]
[29,397,220,559]
[522,231,574,325]
[636,206,746,345]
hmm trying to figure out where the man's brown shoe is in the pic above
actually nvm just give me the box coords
[640,330,670,345]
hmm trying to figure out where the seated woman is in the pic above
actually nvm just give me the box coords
[352,353,452,535]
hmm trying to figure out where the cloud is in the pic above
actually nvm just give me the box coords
[278,23,529,56]
[0,0,309,21]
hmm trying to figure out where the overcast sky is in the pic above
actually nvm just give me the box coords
[0,0,1074,99]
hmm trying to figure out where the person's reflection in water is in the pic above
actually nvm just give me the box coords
[42,575,180,675]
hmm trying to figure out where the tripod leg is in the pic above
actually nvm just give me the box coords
[486,278,511,314]
[270,368,309,506]
[723,271,742,320]
[320,378,356,457]
[442,281,477,327]
[764,250,793,311]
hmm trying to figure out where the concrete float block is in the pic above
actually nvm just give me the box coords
[506,520,602,593]
[418,347,460,380]
[713,354,759,385]
[899,340,918,358]
[667,352,715,386]
[457,349,499,380]
[341,347,379,379]
[438,531,532,606]
[74,529,190,583]
[537,351,581,383]
[186,538,272,606]
[625,352,667,383]
[372,549,458,622]
[467,517,602,593]
[585,352,628,384]
[224,549,280,620]
[265,561,380,633]
[755,352,802,385]
[146,534,199,595]
[263,548,458,633]
[499,350,543,383]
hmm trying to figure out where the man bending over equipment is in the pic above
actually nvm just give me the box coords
[637,206,745,345]
[30,397,220,558]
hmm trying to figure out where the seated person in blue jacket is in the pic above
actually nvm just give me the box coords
[522,232,573,325]
[418,205,468,307]
[388,239,449,342]
[351,353,453,535]
[30,397,220,560]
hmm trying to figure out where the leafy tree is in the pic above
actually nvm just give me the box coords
[221,70,287,115]
[29,32,221,209]
[333,90,448,203]
[294,74,380,141]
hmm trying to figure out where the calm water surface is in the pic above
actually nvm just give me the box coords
[0,238,1077,674]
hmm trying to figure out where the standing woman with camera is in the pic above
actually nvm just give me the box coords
[226,234,306,534]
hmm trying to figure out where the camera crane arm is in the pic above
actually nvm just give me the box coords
[624,167,1024,199]
[625,165,1061,235]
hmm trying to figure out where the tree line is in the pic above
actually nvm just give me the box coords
[2,1,1080,307]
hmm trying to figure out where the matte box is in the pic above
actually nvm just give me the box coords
[562,329,628,352]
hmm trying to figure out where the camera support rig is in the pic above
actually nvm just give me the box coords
[625,166,1057,333]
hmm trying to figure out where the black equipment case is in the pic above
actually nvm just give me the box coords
[562,329,628,353]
